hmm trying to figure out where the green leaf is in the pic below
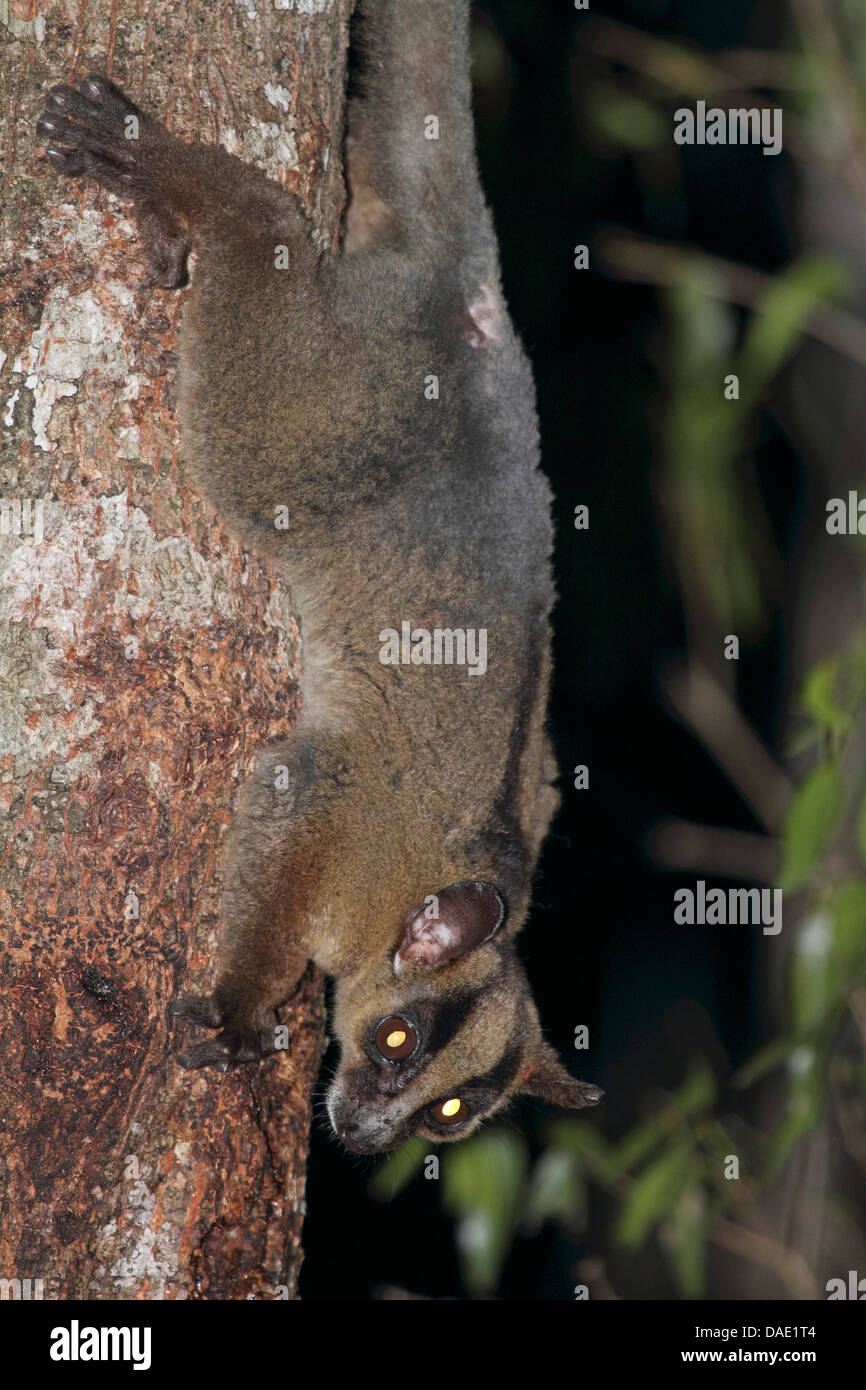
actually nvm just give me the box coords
[441,1129,527,1297]
[661,275,768,633]
[521,1148,586,1235]
[789,910,837,1038]
[702,1118,750,1178]
[611,1112,669,1174]
[763,1045,828,1178]
[739,255,850,396]
[830,880,866,976]
[614,1138,697,1250]
[789,886,866,1038]
[545,1119,622,1184]
[368,1137,429,1202]
[610,1062,716,1176]
[777,762,845,892]
[663,1186,707,1299]
[590,86,668,150]
[671,1059,717,1118]
[734,1036,796,1088]
[801,659,853,739]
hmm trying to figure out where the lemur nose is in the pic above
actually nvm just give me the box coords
[338,1124,363,1151]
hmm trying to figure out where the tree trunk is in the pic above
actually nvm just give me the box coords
[0,0,352,1300]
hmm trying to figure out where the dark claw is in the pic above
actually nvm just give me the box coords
[80,73,142,118]
[80,77,104,103]
[46,148,90,175]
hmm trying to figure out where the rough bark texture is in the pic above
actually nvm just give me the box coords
[0,0,352,1300]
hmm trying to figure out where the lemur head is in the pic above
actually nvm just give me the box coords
[326,881,602,1153]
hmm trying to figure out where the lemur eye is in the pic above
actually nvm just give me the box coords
[375,1016,417,1060]
[430,1097,469,1126]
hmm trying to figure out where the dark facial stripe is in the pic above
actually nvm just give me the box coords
[459,1043,524,1100]
[425,987,484,1059]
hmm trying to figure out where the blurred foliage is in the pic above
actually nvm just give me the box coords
[662,254,848,634]
[441,1131,528,1296]
[369,0,866,1300]
[371,830,865,1296]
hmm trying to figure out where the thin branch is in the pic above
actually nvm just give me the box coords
[580,17,778,100]
[576,18,813,162]
[646,819,779,882]
[598,229,866,371]
[663,661,793,833]
[709,1213,821,1299]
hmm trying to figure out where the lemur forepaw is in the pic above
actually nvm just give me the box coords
[171,993,284,1071]
[37,73,189,287]
[36,75,143,189]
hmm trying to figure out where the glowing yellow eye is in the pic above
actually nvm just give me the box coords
[374,1017,417,1059]
[431,1096,469,1126]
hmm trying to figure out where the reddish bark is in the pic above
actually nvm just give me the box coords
[0,0,352,1300]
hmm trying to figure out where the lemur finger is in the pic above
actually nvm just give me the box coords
[43,84,102,122]
[79,73,143,120]
[37,115,136,169]
[176,1038,237,1071]
[170,993,226,1028]
[177,1027,273,1070]
[44,147,95,177]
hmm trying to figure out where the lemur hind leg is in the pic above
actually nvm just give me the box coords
[36,74,309,288]
[171,734,349,1071]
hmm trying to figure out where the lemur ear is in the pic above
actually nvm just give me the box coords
[519,1043,604,1109]
[393,881,505,974]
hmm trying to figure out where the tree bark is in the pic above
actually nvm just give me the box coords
[0,0,351,1300]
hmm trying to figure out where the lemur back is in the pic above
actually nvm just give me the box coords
[36,0,601,1153]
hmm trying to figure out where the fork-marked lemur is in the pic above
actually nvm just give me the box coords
[36,0,602,1153]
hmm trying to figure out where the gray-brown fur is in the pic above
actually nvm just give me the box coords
[36,0,601,1153]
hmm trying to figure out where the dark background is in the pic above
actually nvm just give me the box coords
[302,0,796,1299]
